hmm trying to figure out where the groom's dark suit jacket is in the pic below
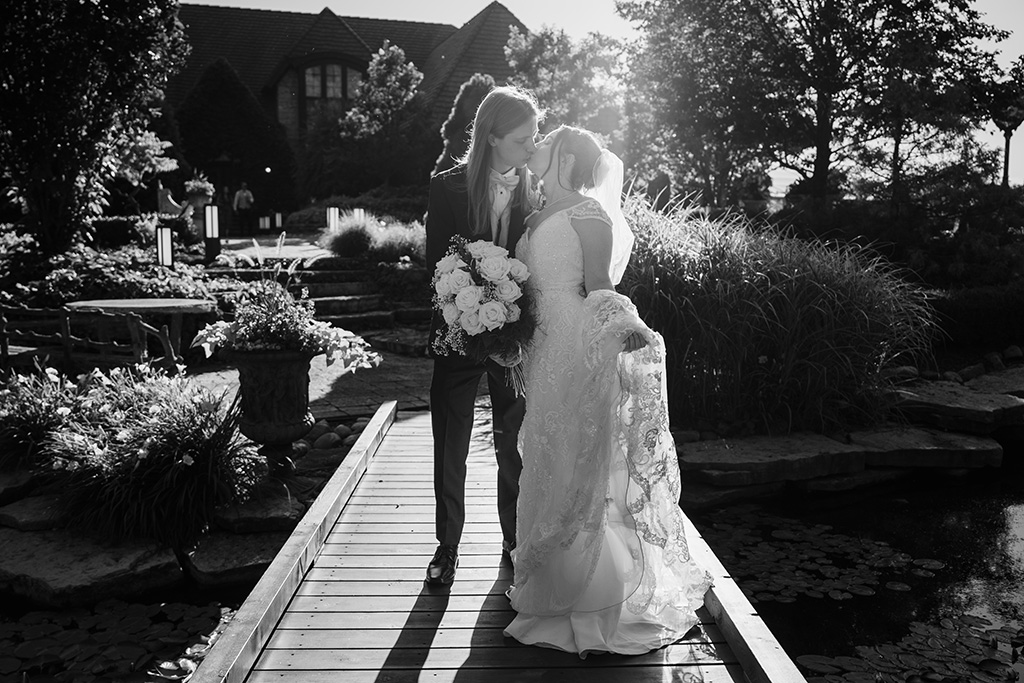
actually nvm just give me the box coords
[425,163,527,548]
[426,165,528,349]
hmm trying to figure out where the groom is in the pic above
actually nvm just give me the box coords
[424,86,541,585]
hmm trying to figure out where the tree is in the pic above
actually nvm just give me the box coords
[619,0,1003,207]
[988,57,1024,188]
[0,0,188,255]
[620,0,804,205]
[313,41,430,194]
[850,0,1002,210]
[174,58,296,211]
[434,73,496,175]
[505,26,626,138]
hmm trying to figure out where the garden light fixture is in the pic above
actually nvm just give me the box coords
[156,222,173,267]
[204,204,221,261]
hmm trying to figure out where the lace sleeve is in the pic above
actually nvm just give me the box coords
[567,198,612,228]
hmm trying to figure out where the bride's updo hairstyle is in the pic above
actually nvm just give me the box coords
[547,125,602,192]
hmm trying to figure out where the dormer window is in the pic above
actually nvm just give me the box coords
[302,63,362,127]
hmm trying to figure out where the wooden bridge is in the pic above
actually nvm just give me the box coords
[192,401,807,683]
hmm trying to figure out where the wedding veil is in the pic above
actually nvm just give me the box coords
[584,149,634,285]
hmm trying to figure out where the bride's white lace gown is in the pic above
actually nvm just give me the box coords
[504,198,713,656]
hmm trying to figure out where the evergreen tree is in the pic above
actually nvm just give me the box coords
[433,73,495,175]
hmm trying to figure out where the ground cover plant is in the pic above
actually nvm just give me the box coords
[0,364,263,551]
[0,242,213,308]
[620,196,936,435]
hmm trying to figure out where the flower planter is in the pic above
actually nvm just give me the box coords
[224,349,315,475]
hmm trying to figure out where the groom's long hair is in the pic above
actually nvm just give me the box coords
[461,86,541,239]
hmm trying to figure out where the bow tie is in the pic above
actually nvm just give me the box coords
[490,170,520,190]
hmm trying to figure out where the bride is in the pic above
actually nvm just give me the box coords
[504,125,713,656]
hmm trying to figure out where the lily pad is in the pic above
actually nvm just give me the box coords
[847,584,876,597]
[0,657,21,675]
[885,582,911,592]
[911,569,936,578]
[913,559,946,570]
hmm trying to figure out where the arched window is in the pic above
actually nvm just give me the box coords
[302,63,363,128]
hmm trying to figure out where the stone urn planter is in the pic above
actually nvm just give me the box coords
[224,349,315,475]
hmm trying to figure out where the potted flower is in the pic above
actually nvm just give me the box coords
[192,266,381,474]
[184,173,216,203]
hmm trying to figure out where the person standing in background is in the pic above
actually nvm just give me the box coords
[233,181,255,235]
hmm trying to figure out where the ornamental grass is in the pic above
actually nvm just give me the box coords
[620,196,936,435]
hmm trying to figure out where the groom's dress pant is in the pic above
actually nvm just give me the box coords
[430,353,525,548]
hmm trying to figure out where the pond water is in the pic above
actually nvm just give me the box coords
[691,441,1024,681]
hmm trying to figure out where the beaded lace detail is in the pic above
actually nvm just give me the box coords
[507,201,712,654]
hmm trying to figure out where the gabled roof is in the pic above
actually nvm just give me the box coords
[420,2,526,120]
[284,8,371,63]
[168,3,459,107]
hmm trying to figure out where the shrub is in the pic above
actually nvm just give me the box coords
[3,244,213,307]
[317,211,375,257]
[285,185,429,233]
[620,196,936,435]
[0,365,82,470]
[370,259,431,308]
[44,365,263,550]
[368,221,426,264]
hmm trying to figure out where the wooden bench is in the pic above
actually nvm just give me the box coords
[0,304,178,375]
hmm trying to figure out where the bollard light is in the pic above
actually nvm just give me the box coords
[327,206,339,231]
[204,204,221,261]
[259,216,270,231]
[274,211,283,229]
[156,222,173,267]
[353,207,365,222]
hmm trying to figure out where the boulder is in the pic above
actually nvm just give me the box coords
[966,366,1024,399]
[213,495,305,533]
[1004,345,1023,362]
[895,381,1024,434]
[304,420,331,443]
[678,433,869,485]
[983,352,1006,372]
[957,364,986,381]
[940,371,963,383]
[0,528,181,607]
[295,448,348,473]
[881,366,919,382]
[0,494,67,531]
[850,426,1002,468]
[313,432,343,449]
[333,424,353,438]
[0,471,36,506]
[185,531,290,588]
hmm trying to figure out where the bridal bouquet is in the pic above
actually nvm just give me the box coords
[432,237,534,391]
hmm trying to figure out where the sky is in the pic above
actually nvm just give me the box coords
[183,0,1024,185]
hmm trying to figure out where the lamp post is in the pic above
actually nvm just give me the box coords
[156,222,173,267]
[204,204,221,262]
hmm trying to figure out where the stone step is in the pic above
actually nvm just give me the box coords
[394,307,433,324]
[678,433,870,487]
[895,380,1024,435]
[965,366,1024,398]
[313,294,382,316]
[849,426,1003,468]
[321,311,395,332]
[300,281,377,297]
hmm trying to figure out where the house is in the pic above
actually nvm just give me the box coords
[167,2,527,152]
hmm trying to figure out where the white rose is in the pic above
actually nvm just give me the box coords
[466,240,500,259]
[493,278,522,302]
[442,302,460,325]
[454,285,484,312]
[508,258,529,282]
[478,300,508,330]
[448,268,473,291]
[505,303,521,323]
[435,252,466,275]
[434,272,453,297]
[460,309,486,336]
[477,255,512,282]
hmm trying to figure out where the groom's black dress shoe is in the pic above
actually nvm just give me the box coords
[426,544,459,585]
